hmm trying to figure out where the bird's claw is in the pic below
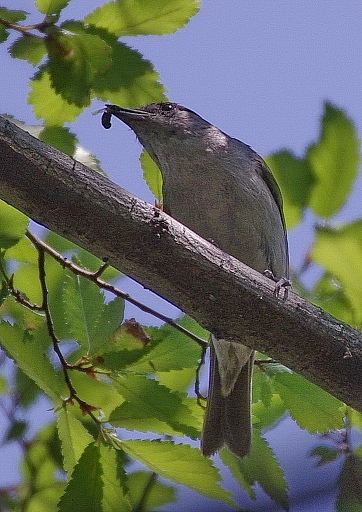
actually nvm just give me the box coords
[263,269,291,300]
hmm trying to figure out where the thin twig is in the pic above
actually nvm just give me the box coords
[26,230,207,348]
[35,243,100,422]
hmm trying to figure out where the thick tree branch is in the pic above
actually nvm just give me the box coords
[1,116,362,410]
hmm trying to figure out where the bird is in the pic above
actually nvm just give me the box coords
[101,102,289,458]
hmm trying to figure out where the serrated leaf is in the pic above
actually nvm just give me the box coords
[121,439,234,504]
[336,454,362,512]
[128,317,205,373]
[10,36,47,65]
[274,372,344,432]
[128,471,176,509]
[39,126,77,155]
[85,0,200,36]
[312,222,362,325]
[63,271,105,352]
[0,7,27,43]
[68,371,124,419]
[89,297,125,355]
[45,32,112,107]
[266,150,314,229]
[140,149,163,200]
[252,394,287,429]
[307,102,359,218]
[0,200,28,249]
[29,69,83,125]
[0,321,62,401]
[310,446,339,466]
[91,37,167,106]
[58,443,103,512]
[57,407,94,475]
[99,442,132,512]
[35,0,70,14]
[221,431,289,510]
[110,374,200,438]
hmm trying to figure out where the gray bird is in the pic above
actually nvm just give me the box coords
[102,102,289,458]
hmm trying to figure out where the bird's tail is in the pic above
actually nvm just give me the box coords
[201,341,254,458]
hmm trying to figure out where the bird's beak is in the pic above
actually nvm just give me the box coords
[101,105,150,129]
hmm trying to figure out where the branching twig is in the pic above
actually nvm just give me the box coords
[26,229,207,349]
[35,242,100,422]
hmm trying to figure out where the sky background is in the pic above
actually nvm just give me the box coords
[1,1,362,511]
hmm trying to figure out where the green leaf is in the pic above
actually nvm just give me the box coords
[110,374,200,438]
[29,69,83,125]
[10,36,47,65]
[57,407,94,475]
[221,431,289,510]
[0,200,28,249]
[128,471,176,509]
[67,371,124,419]
[45,32,112,107]
[311,273,355,326]
[62,271,106,352]
[35,0,70,14]
[99,442,132,512]
[58,443,103,512]
[121,439,234,504]
[312,222,362,325]
[0,321,62,401]
[22,423,65,509]
[128,317,205,373]
[0,7,27,43]
[307,102,359,218]
[252,394,287,430]
[310,446,339,466]
[89,297,125,355]
[39,126,77,155]
[274,371,344,432]
[336,454,362,512]
[140,149,163,201]
[85,0,200,36]
[92,37,167,106]
[266,150,314,229]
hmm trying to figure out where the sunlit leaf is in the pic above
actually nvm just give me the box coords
[10,36,47,65]
[274,372,344,432]
[121,439,234,504]
[35,0,71,14]
[307,102,359,218]
[266,150,314,228]
[110,373,200,438]
[221,431,289,510]
[45,32,112,107]
[92,37,167,106]
[62,271,106,352]
[0,321,62,401]
[140,149,163,201]
[312,222,362,325]
[85,0,200,36]
[0,200,28,249]
[29,69,83,125]
[57,407,94,475]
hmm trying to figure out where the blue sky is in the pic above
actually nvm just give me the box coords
[1,1,362,510]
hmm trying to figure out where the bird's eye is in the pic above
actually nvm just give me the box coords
[160,103,174,113]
